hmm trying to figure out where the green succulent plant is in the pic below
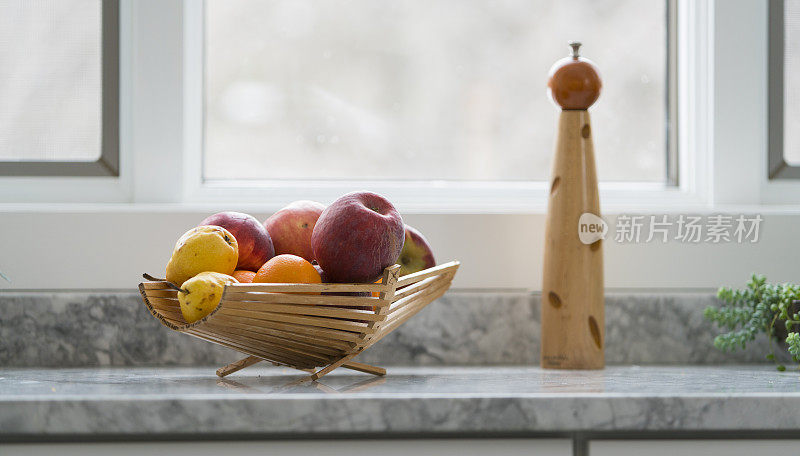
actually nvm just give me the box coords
[705,274,800,371]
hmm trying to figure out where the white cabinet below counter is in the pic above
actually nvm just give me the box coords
[590,440,800,455]
[2,439,572,456]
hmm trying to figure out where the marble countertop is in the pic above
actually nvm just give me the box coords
[2,365,800,439]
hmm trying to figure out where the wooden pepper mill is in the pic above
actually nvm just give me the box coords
[541,41,604,370]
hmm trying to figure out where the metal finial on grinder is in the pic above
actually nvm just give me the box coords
[568,41,581,58]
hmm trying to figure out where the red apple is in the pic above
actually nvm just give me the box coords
[398,224,436,276]
[200,211,275,271]
[311,191,404,283]
[263,200,326,262]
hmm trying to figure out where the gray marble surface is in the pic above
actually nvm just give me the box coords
[0,290,770,367]
[2,365,799,438]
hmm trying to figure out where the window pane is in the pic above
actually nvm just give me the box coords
[0,0,101,162]
[205,0,666,182]
[785,0,800,165]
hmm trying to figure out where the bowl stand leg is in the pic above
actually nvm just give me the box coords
[216,356,263,377]
[216,354,386,380]
[301,353,359,382]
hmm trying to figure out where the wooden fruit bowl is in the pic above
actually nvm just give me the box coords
[139,261,459,382]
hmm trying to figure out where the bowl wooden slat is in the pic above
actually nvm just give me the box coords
[225,282,390,293]
[189,326,328,364]
[388,275,453,316]
[187,329,318,368]
[203,320,345,357]
[202,328,337,365]
[217,308,374,334]
[220,318,365,343]
[219,291,384,307]
[202,315,355,351]
[141,281,176,290]
[139,260,460,380]
[395,262,458,288]
[146,289,181,299]
[393,275,440,300]
[218,301,383,322]
[380,284,451,339]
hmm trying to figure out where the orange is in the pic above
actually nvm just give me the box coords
[253,254,321,286]
[232,270,256,283]
[371,278,383,298]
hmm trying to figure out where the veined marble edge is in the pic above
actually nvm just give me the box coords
[2,366,799,435]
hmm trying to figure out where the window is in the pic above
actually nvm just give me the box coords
[770,0,800,178]
[204,0,669,183]
[0,0,118,177]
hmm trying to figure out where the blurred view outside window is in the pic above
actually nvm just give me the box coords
[205,0,668,182]
[784,0,800,165]
[0,0,101,161]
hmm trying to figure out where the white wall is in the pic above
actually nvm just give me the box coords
[1,207,798,290]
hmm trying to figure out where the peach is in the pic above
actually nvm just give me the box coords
[200,211,275,271]
[264,200,326,262]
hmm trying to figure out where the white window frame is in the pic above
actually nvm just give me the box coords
[0,0,121,179]
[711,0,800,206]
[0,0,131,203]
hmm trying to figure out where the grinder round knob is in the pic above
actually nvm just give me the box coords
[547,41,602,110]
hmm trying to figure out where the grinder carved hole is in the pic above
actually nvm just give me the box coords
[588,315,602,349]
[550,176,560,195]
[548,291,562,309]
[590,239,602,251]
[581,124,591,138]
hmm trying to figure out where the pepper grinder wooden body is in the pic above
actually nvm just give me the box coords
[541,42,604,370]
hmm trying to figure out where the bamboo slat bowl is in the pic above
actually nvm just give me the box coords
[139,261,459,381]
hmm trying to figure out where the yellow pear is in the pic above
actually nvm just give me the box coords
[178,272,238,323]
[166,226,239,287]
